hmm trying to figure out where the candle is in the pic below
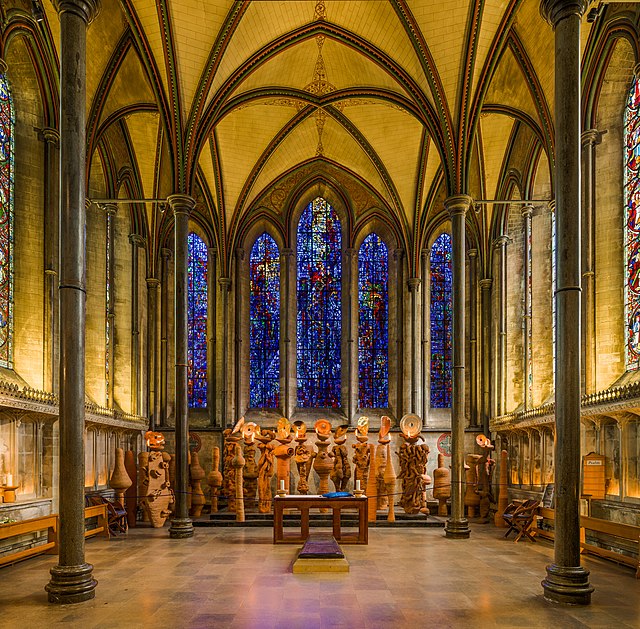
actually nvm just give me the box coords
[355,480,361,491]
[6,473,12,486]
[280,479,285,492]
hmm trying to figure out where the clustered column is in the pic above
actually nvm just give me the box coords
[146,277,160,429]
[345,248,357,422]
[280,248,293,418]
[522,205,533,411]
[407,277,421,414]
[420,249,430,424]
[167,193,195,539]
[494,235,509,417]
[46,0,100,604]
[219,277,231,427]
[207,247,217,426]
[479,278,492,435]
[444,194,471,540]
[159,247,172,427]
[129,233,145,416]
[468,248,478,428]
[540,0,593,605]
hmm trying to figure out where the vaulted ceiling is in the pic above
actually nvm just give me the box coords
[8,0,633,276]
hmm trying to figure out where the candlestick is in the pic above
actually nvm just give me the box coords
[6,473,12,486]
[280,479,285,491]
[356,479,361,491]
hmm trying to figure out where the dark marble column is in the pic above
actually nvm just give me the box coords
[345,248,356,422]
[493,235,509,417]
[207,247,217,426]
[167,194,195,539]
[129,233,145,416]
[468,249,478,428]
[479,278,492,435]
[407,277,421,414]
[234,248,245,419]
[146,277,160,430]
[159,247,172,427]
[394,248,405,419]
[581,129,602,395]
[444,194,472,539]
[42,127,60,394]
[105,204,116,408]
[522,205,533,411]
[219,277,231,427]
[46,0,100,605]
[540,0,593,605]
[280,248,293,418]
[420,249,429,425]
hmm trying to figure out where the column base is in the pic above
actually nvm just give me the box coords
[444,517,471,539]
[542,563,594,605]
[169,517,194,538]
[45,562,97,604]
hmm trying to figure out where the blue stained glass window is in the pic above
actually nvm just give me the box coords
[358,233,388,408]
[0,72,13,368]
[625,76,640,370]
[188,232,208,407]
[297,197,342,407]
[430,233,452,408]
[250,233,280,407]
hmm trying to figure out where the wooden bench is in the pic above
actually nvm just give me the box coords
[537,507,639,577]
[0,504,109,568]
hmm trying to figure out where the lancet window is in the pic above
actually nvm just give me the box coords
[0,71,13,368]
[187,232,208,407]
[249,232,280,408]
[430,232,453,408]
[296,197,342,408]
[358,233,389,408]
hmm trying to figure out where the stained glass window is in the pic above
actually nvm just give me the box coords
[188,232,207,407]
[625,75,640,370]
[297,197,341,407]
[250,233,280,407]
[0,71,13,368]
[358,233,388,408]
[430,232,452,408]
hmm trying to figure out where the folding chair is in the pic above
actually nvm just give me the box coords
[89,495,128,535]
[502,499,540,542]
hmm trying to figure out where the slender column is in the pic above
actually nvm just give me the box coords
[280,248,293,418]
[493,236,509,416]
[46,0,100,604]
[105,204,116,408]
[394,249,405,419]
[234,248,245,419]
[444,194,472,539]
[207,247,217,426]
[581,129,602,395]
[421,249,429,425]
[167,193,195,539]
[42,127,60,394]
[522,206,533,411]
[407,277,421,414]
[146,277,160,430]
[468,249,478,428]
[219,277,231,427]
[345,248,357,421]
[159,247,172,427]
[479,278,492,434]
[541,0,593,605]
[129,234,144,416]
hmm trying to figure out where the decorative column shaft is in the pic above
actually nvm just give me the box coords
[105,204,116,408]
[345,248,357,422]
[540,0,593,605]
[146,277,160,430]
[234,248,245,419]
[522,206,533,411]
[468,249,478,428]
[46,0,100,605]
[281,248,293,418]
[394,249,405,419]
[219,277,231,427]
[407,277,421,414]
[581,129,602,395]
[42,127,60,394]
[494,236,509,416]
[479,278,492,434]
[167,194,195,539]
[207,247,217,426]
[444,194,472,539]
[129,233,144,416]
[421,249,429,425]
[159,247,172,427]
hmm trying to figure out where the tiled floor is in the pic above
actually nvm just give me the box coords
[0,523,638,628]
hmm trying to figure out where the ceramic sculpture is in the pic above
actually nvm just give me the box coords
[352,416,371,491]
[140,431,174,527]
[494,449,509,527]
[433,453,451,516]
[366,443,378,522]
[330,424,351,491]
[137,451,150,522]
[293,421,314,494]
[397,415,430,515]
[109,447,132,508]
[384,440,397,522]
[313,420,334,504]
[124,449,138,527]
[464,453,483,517]
[256,428,276,512]
[376,416,392,510]
[207,446,223,513]
[242,422,259,509]
[475,434,495,523]
[274,418,294,494]
[223,418,244,511]
[232,442,246,522]
[189,450,206,517]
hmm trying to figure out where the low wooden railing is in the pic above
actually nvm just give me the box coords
[537,507,639,578]
[0,504,108,568]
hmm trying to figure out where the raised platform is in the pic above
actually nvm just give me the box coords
[292,534,349,573]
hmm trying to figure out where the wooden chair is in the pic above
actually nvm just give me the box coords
[503,499,540,542]
[88,495,128,535]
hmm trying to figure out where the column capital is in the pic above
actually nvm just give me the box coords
[54,0,101,23]
[40,127,60,146]
[407,277,421,292]
[479,278,493,291]
[129,233,145,247]
[167,194,196,217]
[219,277,231,290]
[548,199,556,213]
[102,202,117,217]
[492,235,510,249]
[540,0,587,27]
[160,247,172,261]
[345,247,356,257]
[0,59,6,74]
[235,247,245,261]
[281,247,294,257]
[393,248,404,261]
[521,204,534,219]
[208,247,217,257]
[444,194,473,217]
[146,277,160,288]
[581,128,603,147]
[468,248,478,259]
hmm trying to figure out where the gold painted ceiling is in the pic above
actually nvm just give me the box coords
[8,0,625,275]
